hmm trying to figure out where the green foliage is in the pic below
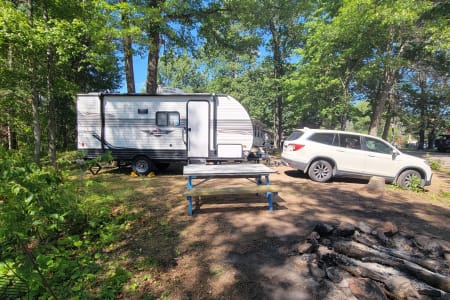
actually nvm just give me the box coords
[0,147,133,298]
[159,51,207,92]
[348,101,372,133]
[101,266,131,299]
[0,0,121,158]
[85,150,113,167]
[0,147,87,297]
[427,159,441,171]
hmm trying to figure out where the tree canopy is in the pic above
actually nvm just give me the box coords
[0,0,448,155]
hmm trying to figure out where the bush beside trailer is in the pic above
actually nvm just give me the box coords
[77,92,255,174]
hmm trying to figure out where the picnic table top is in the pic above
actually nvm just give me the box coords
[183,163,276,177]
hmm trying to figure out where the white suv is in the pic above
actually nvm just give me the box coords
[281,128,432,188]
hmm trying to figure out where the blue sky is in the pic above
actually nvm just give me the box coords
[119,54,148,93]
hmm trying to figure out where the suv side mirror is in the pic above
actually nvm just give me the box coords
[392,149,400,159]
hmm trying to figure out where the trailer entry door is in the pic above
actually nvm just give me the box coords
[187,101,209,158]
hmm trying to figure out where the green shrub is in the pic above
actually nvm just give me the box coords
[0,147,98,298]
[427,159,441,171]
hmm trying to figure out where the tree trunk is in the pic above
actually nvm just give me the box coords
[123,36,135,93]
[381,115,391,141]
[120,0,135,93]
[7,122,17,150]
[270,19,284,149]
[47,51,57,167]
[369,33,404,137]
[28,0,41,164]
[32,91,40,164]
[274,94,283,149]
[418,127,425,150]
[146,29,159,95]
[381,103,391,141]
[369,67,392,136]
[417,71,427,150]
[427,127,435,150]
[340,75,352,131]
[382,87,399,142]
[44,0,57,167]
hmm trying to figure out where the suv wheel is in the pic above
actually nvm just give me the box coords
[308,160,333,182]
[397,170,422,189]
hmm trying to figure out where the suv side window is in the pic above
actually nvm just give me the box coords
[286,131,304,141]
[363,137,393,154]
[339,134,361,150]
[308,133,337,146]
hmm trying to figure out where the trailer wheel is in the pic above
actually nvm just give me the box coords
[132,156,153,175]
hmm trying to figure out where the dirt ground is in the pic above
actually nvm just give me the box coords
[117,162,450,299]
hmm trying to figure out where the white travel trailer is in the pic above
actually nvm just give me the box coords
[77,93,254,174]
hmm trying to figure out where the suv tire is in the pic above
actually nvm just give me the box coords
[308,160,333,182]
[397,170,422,189]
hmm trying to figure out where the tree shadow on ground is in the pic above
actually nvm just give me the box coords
[175,171,450,299]
[284,169,373,185]
[97,165,449,299]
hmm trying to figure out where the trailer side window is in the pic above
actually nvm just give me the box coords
[156,111,180,127]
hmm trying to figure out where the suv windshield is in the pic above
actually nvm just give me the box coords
[286,130,304,141]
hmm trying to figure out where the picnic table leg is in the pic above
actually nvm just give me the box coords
[187,176,193,216]
[259,175,273,211]
[257,175,263,185]
[266,192,273,211]
[188,196,193,216]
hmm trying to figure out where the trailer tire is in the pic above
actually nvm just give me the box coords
[132,156,153,175]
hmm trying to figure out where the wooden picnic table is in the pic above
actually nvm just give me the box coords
[183,163,278,215]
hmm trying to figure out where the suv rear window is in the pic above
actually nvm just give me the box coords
[285,130,304,141]
[308,132,337,146]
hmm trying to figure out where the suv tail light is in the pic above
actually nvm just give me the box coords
[286,144,305,151]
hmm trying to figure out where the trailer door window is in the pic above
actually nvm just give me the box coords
[156,111,180,127]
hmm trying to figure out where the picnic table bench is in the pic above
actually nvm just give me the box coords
[183,164,279,215]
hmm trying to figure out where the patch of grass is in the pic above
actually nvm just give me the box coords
[427,159,442,171]
[408,175,424,192]
[188,240,209,251]
[58,170,183,298]
[210,267,222,276]
[136,256,160,270]
[100,266,131,299]
[435,190,450,206]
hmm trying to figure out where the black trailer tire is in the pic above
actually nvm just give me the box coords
[132,156,153,175]
[308,160,333,182]
[396,170,422,189]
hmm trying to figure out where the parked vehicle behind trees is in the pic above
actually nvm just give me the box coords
[434,135,450,152]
